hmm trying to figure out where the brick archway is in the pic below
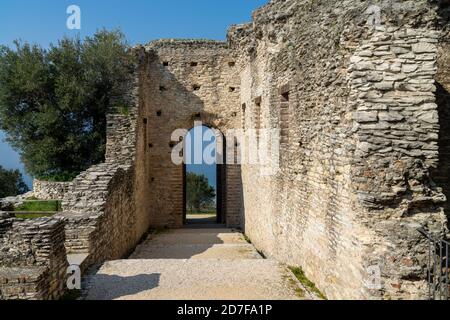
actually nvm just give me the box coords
[134,40,243,229]
[182,125,228,225]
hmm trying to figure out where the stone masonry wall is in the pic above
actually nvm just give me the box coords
[0,213,68,300]
[137,40,242,228]
[59,163,136,264]
[229,0,449,299]
[57,49,144,267]
[4,0,449,301]
[32,180,72,201]
[348,27,447,299]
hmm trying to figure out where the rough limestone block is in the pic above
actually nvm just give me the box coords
[374,81,395,91]
[353,111,378,123]
[412,43,436,54]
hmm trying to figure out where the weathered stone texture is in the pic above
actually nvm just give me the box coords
[433,33,450,230]
[347,28,449,299]
[32,180,71,200]
[136,40,242,228]
[0,214,68,300]
[2,0,450,301]
[227,0,449,299]
[59,164,137,265]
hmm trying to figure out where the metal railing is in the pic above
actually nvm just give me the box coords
[418,228,449,300]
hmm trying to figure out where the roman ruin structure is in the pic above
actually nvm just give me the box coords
[1,0,450,300]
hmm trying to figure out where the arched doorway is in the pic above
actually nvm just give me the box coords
[183,125,226,225]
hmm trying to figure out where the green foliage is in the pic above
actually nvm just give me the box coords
[243,234,252,244]
[15,200,61,212]
[39,172,79,182]
[289,267,327,300]
[0,29,134,181]
[0,165,29,198]
[116,104,130,116]
[186,172,216,214]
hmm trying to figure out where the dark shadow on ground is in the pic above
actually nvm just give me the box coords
[87,273,161,300]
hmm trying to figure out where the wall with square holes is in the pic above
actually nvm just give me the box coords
[136,40,242,228]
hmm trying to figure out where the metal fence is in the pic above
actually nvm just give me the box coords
[418,228,449,300]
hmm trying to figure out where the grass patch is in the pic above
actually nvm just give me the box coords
[117,104,130,116]
[283,274,306,298]
[15,200,62,212]
[289,267,327,300]
[38,172,77,182]
[243,234,252,244]
[242,235,267,258]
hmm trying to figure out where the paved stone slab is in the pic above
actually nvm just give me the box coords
[85,259,307,300]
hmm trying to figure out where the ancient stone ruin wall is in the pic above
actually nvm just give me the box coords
[136,40,242,228]
[0,213,68,300]
[348,27,448,299]
[59,163,136,263]
[32,180,72,200]
[0,49,145,301]
[2,0,450,301]
[57,52,144,266]
[229,0,449,299]
[105,60,141,165]
[434,22,450,225]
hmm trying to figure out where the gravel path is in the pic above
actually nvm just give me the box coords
[84,227,310,300]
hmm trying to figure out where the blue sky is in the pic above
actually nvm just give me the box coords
[0,0,268,189]
[186,126,217,190]
[0,0,267,46]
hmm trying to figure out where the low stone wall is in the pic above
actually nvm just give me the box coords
[0,192,34,211]
[0,213,68,300]
[33,180,72,200]
[59,163,138,266]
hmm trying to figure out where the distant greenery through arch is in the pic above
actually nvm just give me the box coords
[185,126,217,216]
[186,172,216,214]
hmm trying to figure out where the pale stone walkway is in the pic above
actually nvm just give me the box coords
[84,226,310,300]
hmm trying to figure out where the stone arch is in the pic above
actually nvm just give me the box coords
[134,41,243,229]
[182,123,228,225]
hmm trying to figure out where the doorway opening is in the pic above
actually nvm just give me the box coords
[183,125,225,225]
